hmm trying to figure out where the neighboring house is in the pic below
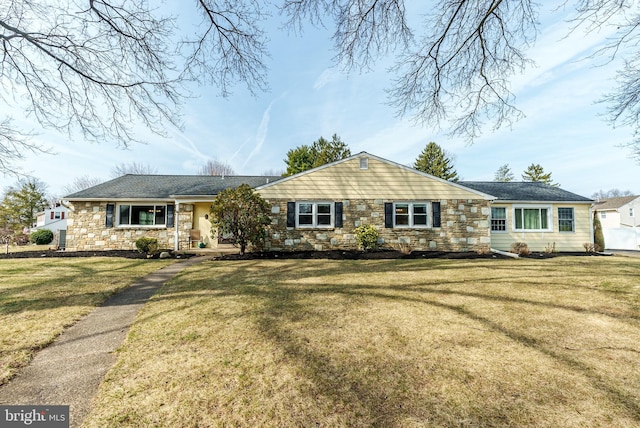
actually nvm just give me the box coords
[594,195,640,250]
[63,152,594,253]
[460,182,594,252]
[33,204,69,233]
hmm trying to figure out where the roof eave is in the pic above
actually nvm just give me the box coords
[493,199,594,204]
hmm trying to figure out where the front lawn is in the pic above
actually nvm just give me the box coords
[0,258,174,385]
[83,255,640,427]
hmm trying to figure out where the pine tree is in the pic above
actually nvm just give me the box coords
[494,164,515,182]
[414,142,459,181]
[284,134,351,176]
[522,163,558,186]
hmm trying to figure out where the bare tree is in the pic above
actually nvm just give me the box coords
[4,0,640,175]
[0,0,269,174]
[111,162,158,177]
[591,188,635,201]
[63,175,105,196]
[261,168,285,177]
[197,159,236,176]
[0,118,48,175]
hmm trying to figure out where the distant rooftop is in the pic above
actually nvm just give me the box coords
[594,195,639,211]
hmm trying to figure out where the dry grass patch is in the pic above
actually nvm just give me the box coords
[85,256,640,427]
[0,257,174,385]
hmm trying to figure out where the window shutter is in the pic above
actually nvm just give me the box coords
[50,212,54,220]
[167,204,175,228]
[287,202,296,228]
[335,202,343,228]
[61,212,65,220]
[106,203,115,228]
[432,202,441,228]
[384,202,393,228]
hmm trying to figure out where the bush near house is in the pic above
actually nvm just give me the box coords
[29,229,53,245]
[354,224,380,251]
[135,237,159,254]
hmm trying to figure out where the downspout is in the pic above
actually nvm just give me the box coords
[174,201,180,251]
[589,203,595,247]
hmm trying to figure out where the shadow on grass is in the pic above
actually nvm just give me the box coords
[143,258,640,424]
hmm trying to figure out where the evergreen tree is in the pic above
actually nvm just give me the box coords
[284,134,351,176]
[0,179,49,234]
[522,163,559,187]
[494,164,515,182]
[593,211,605,251]
[414,142,459,181]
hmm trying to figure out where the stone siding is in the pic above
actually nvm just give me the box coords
[66,201,193,251]
[265,199,491,252]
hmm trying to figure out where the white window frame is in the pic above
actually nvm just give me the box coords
[557,207,575,233]
[296,201,334,228]
[116,203,168,228]
[513,205,553,232]
[393,202,430,228]
[490,206,507,232]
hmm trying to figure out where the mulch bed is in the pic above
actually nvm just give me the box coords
[0,249,604,260]
[215,249,603,261]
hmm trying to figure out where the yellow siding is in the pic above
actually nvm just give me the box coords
[258,156,488,200]
[490,204,592,252]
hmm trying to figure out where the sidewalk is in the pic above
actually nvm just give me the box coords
[0,255,210,427]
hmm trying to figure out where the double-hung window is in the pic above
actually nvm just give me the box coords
[491,207,507,231]
[514,206,551,231]
[394,202,428,227]
[118,204,167,226]
[558,208,575,232]
[297,202,333,228]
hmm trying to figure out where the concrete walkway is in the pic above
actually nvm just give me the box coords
[0,255,210,427]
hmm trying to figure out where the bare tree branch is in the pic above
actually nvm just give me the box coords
[388,0,537,142]
[197,159,236,175]
[181,0,270,96]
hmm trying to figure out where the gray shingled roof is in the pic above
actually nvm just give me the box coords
[65,175,282,199]
[460,181,593,202]
[594,195,639,211]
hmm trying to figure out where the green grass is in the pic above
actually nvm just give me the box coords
[83,255,640,427]
[0,257,174,385]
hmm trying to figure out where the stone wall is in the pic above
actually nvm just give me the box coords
[65,201,194,251]
[264,199,492,252]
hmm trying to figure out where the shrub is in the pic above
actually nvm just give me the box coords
[135,237,159,254]
[394,242,413,255]
[510,242,530,256]
[354,224,379,251]
[593,212,605,251]
[29,229,54,245]
[583,242,601,253]
[475,245,491,255]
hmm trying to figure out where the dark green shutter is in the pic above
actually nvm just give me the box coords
[335,202,343,228]
[432,202,441,228]
[384,203,393,228]
[106,203,114,228]
[286,202,296,228]
[167,204,175,227]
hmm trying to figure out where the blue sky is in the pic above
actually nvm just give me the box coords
[4,2,639,198]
